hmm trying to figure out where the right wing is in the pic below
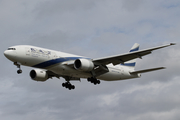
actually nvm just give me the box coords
[93,43,175,66]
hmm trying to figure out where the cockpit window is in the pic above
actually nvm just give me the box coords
[8,48,16,50]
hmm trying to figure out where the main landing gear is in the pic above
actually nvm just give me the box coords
[62,82,75,90]
[14,62,22,74]
[87,77,101,85]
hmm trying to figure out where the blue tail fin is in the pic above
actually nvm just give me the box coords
[121,43,140,69]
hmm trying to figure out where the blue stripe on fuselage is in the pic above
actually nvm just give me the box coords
[32,57,86,68]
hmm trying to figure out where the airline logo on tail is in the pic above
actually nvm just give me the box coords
[121,43,140,68]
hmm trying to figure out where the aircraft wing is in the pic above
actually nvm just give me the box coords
[93,43,175,66]
[130,67,166,74]
[47,70,80,81]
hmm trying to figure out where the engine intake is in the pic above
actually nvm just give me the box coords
[30,69,49,82]
[74,59,94,72]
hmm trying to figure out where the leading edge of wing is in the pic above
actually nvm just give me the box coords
[93,43,176,65]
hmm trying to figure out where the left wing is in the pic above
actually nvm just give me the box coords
[130,67,165,74]
[47,70,80,81]
[93,43,175,66]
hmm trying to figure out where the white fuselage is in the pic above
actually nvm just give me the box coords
[4,45,140,81]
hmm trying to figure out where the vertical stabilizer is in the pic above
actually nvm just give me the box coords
[121,43,140,70]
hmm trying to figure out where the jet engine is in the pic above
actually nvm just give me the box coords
[30,69,49,82]
[74,59,94,72]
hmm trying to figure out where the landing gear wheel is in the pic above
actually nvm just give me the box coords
[62,83,65,87]
[14,62,22,74]
[62,82,75,90]
[71,85,75,89]
[17,69,22,74]
[97,80,100,84]
[87,78,91,82]
[87,77,101,85]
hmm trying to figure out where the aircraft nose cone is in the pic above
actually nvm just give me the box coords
[4,50,16,61]
[4,50,9,57]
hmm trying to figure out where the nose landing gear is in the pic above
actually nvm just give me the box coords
[17,69,22,74]
[14,62,22,74]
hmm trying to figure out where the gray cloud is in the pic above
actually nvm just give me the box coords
[34,0,97,16]
[122,0,144,12]
[0,0,180,120]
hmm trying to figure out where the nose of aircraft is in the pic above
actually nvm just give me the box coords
[4,50,17,62]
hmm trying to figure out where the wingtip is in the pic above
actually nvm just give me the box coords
[170,43,176,45]
[156,67,166,70]
[161,67,166,69]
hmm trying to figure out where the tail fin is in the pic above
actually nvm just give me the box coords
[121,43,140,70]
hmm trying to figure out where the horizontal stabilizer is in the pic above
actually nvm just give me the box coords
[130,67,166,74]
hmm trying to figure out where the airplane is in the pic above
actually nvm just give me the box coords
[4,43,175,90]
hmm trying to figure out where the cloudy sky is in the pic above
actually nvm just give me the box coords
[1,0,180,120]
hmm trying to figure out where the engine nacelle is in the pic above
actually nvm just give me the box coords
[74,59,94,72]
[30,69,49,82]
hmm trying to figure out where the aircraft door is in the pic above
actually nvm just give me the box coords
[25,47,31,56]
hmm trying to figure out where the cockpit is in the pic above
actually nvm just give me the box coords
[4,47,17,62]
[7,48,16,50]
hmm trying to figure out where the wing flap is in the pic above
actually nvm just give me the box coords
[93,65,109,77]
